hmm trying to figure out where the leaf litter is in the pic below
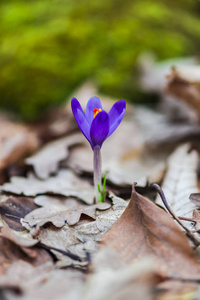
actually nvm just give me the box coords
[1,80,200,299]
[0,169,95,204]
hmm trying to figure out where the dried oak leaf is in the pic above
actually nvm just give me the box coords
[156,143,199,231]
[0,169,94,204]
[0,195,37,231]
[22,202,111,234]
[101,185,200,280]
[25,133,84,180]
[23,195,127,268]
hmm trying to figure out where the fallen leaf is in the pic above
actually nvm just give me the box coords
[156,143,199,230]
[0,226,38,248]
[0,119,39,172]
[22,201,111,234]
[0,195,37,231]
[167,65,200,115]
[25,134,84,179]
[0,227,51,274]
[101,185,200,279]
[135,107,200,152]
[29,224,91,268]
[139,54,197,94]
[0,169,94,204]
[34,195,82,210]
[139,54,199,122]
[22,194,127,268]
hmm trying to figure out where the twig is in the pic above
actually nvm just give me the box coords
[38,242,84,262]
[178,216,196,223]
[165,276,200,283]
[150,183,200,247]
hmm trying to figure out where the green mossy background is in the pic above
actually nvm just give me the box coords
[1,0,200,120]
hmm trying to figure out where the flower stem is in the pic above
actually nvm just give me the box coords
[93,145,102,203]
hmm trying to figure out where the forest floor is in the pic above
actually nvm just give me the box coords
[0,66,200,300]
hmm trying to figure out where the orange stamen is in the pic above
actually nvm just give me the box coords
[93,108,102,118]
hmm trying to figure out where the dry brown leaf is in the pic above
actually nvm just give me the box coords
[167,65,200,115]
[34,195,83,210]
[0,195,37,231]
[135,107,200,152]
[0,227,51,274]
[25,134,84,179]
[22,201,111,234]
[0,119,39,172]
[34,225,92,268]
[156,144,199,230]
[23,195,127,268]
[139,55,199,122]
[139,54,197,94]
[101,185,200,280]
[0,169,94,204]
[0,226,38,248]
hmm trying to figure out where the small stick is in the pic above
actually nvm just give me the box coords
[150,183,200,247]
[165,276,200,283]
[38,242,83,262]
[178,216,196,223]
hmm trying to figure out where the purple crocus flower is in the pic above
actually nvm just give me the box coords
[71,96,126,149]
[71,96,126,202]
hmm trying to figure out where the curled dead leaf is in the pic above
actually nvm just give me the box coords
[0,195,37,231]
[101,185,200,279]
[0,227,51,274]
[167,65,200,115]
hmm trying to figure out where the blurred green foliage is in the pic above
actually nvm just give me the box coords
[0,0,200,120]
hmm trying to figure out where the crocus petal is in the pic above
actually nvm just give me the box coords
[108,99,126,137]
[85,96,103,125]
[90,111,109,149]
[71,98,93,146]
